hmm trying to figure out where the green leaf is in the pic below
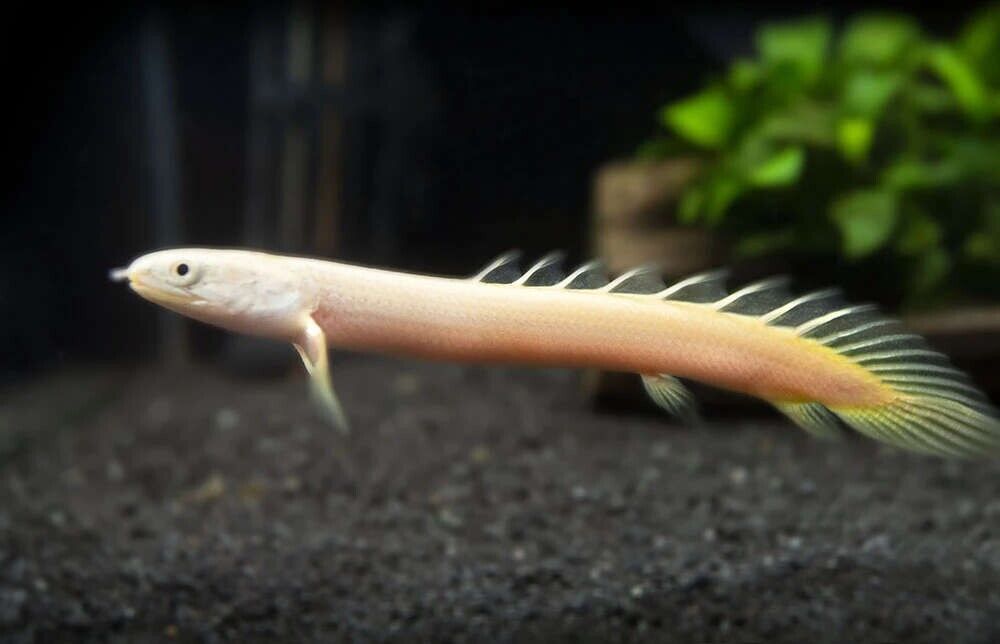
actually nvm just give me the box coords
[735,229,797,256]
[756,16,831,83]
[703,175,744,224]
[963,232,1000,263]
[836,118,874,163]
[896,210,943,255]
[678,173,743,225]
[925,44,990,120]
[882,159,963,190]
[746,146,805,186]
[964,203,1000,262]
[839,13,920,65]
[678,187,704,223]
[729,59,761,91]
[756,103,837,147]
[906,82,955,113]
[987,202,1000,231]
[910,247,951,294]
[660,87,734,149]
[829,189,899,258]
[959,4,1000,72]
[942,137,1000,181]
[842,70,902,117]
[635,138,677,160]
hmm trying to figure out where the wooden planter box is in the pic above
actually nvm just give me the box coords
[587,158,1000,410]
[905,307,1000,398]
[591,158,719,275]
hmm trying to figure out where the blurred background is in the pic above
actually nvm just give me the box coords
[4,4,1000,641]
[5,2,997,382]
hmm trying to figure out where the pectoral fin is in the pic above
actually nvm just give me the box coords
[294,316,350,433]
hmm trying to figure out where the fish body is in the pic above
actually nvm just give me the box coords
[114,248,1000,457]
[306,262,883,407]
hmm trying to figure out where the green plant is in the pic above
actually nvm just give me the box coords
[641,7,1000,306]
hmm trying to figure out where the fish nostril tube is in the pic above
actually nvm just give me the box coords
[109,267,130,282]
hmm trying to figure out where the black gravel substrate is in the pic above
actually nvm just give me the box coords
[2,357,999,643]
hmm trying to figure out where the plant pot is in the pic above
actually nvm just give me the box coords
[904,306,1000,400]
[591,157,718,274]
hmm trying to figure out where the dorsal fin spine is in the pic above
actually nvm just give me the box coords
[814,319,899,346]
[513,251,565,286]
[759,288,840,324]
[712,277,790,311]
[601,265,658,292]
[853,349,943,364]
[472,250,521,282]
[796,305,878,336]
[554,261,606,289]
[836,333,919,354]
[656,269,729,300]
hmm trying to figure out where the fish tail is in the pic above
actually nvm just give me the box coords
[789,299,1000,458]
[639,270,1000,457]
[473,253,999,458]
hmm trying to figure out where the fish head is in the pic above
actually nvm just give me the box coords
[112,248,311,339]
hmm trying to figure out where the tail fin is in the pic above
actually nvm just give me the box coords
[799,307,1000,457]
[474,254,999,458]
[648,269,1000,458]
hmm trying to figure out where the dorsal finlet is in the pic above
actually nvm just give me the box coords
[853,349,943,364]
[814,318,900,346]
[472,250,522,283]
[759,288,841,324]
[602,264,665,294]
[836,333,920,354]
[555,260,607,289]
[657,269,729,300]
[797,304,879,336]
[712,276,791,311]
[513,251,565,286]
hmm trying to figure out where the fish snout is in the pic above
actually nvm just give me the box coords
[109,267,130,283]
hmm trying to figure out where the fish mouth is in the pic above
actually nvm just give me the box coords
[109,267,130,282]
[119,271,200,308]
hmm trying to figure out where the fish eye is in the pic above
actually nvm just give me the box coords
[167,260,199,286]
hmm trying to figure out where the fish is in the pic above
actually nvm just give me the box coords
[111,247,1000,457]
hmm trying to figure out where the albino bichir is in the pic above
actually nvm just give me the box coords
[111,248,1000,458]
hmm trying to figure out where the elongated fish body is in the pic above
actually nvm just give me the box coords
[113,248,1000,458]
[305,262,883,407]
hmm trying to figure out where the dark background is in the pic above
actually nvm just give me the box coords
[5,6,1000,643]
[1,3,981,379]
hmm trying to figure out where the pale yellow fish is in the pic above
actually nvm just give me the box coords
[112,248,1000,457]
